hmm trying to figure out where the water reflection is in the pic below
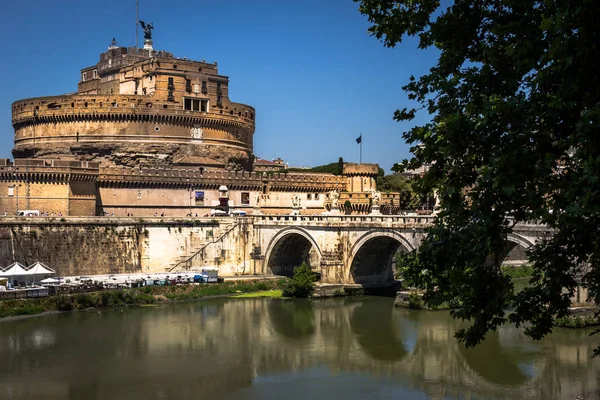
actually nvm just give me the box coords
[459,331,536,385]
[0,297,597,400]
[269,299,315,339]
[350,299,408,361]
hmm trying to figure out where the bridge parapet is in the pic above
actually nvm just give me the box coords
[253,214,437,227]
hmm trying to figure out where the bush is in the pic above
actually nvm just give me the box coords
[408,293,425,310]
[282,262,317,298]
[555,315,600,328]
[55,295,75,311]
[74,293,100,309]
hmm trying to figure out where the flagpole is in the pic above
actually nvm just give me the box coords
[360,133,362,164]
[136,0,139,49]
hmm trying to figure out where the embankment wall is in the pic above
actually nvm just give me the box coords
[0,218,250,277]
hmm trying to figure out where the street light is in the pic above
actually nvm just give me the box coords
[189,186,193,217]
[12,174,19,215]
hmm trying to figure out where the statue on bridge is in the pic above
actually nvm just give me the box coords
[330,190,339,209]
[370,189,382,215]
[371,190,381,206]
[291,194,302,208]
[291,194,302,215]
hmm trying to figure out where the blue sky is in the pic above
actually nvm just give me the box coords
[0,0,437,173]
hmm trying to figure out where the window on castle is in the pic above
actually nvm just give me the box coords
[183,98,208,112]
[315,193,320,200]
[93,70,97,78]
[82,72,87,81]
[8,187,14,197]
[168,77,174,85]
[241,192,250,205]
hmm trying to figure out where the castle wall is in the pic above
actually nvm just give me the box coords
[97,187,224,216]
[12,94,255,168]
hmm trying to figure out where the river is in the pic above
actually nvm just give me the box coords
[0,296,598,400]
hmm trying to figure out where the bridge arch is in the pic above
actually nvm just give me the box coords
[347,230,415,284]
[264,227,322,277]
[493,232,536,267]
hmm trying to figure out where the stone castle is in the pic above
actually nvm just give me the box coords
[1,36,399,217]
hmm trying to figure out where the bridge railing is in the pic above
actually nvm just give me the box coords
[251,214,437,225]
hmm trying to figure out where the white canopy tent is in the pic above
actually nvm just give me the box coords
[0,262,55,287]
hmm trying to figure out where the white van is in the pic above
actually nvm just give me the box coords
[17,210,40,216]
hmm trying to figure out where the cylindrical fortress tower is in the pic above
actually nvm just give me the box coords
[11,43,255,170]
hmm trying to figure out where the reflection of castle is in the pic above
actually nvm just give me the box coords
[0,298,596,400]
[1,32,397,216]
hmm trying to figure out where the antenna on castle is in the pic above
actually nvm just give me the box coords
[135,0,139,49]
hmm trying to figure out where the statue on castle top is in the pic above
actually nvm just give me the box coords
[139,21,154,40]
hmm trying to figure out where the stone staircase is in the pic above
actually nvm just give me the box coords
[166,221,239,272]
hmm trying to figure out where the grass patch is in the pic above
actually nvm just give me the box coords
[501,264,534,279]
[231,290,285,298]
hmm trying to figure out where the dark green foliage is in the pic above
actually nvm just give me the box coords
[500,265,534,279]
[555,315,600,329]
[0,300,45,318]
[282,262,317,298]
[357,0,600,355]
[284,158,344,175]
[54,295,75,311]
[408,293,424,309]
[377,174,422,209]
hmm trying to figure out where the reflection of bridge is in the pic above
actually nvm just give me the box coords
[0,298,596,400]
[245,215,550,283]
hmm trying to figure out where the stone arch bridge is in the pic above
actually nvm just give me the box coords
[247,215,550,284]
[0,215,550,282]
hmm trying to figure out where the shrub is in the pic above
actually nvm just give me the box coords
[55,295,75,311]
[408,293,425,310]
[282,262,317,298]
[74,293,99,309]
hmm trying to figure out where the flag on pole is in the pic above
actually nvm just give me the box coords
[356,134,362,144]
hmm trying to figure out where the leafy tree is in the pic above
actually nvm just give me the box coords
[282,262,317,298]
[357,0,600,356]
[377,174,427,209]
[284,157,345,175]
[378,174,422,209]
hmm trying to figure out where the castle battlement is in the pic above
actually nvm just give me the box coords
[98,165,345,191]
[0,159,99,183]
[12,95,255,130]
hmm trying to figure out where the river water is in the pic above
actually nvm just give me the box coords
[0,297,598,400]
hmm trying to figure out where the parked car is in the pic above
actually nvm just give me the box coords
[230,209,247,217]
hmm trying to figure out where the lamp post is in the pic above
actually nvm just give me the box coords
[13,174,19,215]
[189,186,193,217]
[33,108,37,157]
